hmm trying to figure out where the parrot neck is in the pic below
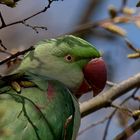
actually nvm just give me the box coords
[14,57,83,93]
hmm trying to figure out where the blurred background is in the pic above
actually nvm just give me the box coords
[0,0,140,139]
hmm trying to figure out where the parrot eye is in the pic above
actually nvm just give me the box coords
[64,54,74,62]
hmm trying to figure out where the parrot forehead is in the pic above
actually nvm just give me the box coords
[37,35,100,58]
[55,35,96,48]
[41,35,95,48]
[58,35,100,58]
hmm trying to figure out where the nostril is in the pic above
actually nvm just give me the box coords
[90,57,102,63]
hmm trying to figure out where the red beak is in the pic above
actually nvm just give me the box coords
[76,58,107,97]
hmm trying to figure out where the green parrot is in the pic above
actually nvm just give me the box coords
[0,35,107,140]
[0,0,20,7]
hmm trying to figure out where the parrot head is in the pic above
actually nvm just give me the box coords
[17,35,107,97]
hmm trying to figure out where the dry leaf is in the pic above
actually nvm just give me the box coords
[108,5,117,18]
[11,81,21,93]
[117,110,129,127]
[100,22,126,36]
[132,110,140,118]
[19,81,35,88]
[113,16,130,23]
[127,53,140,58]
[135,20,140,28]
[122,7,136,15]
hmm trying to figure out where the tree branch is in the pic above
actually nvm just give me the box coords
[80,73,140,117]
[0,0,54,30]
[0,46,34,65]
[78,116,109,136]
[103,88,139,140]
[68,15,140,35]
[0,39,7,50]
[113,117,140,140]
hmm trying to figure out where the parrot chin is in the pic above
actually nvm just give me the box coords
[76,58,107,97]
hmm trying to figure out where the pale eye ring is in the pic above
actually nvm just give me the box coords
[64,54,74,62]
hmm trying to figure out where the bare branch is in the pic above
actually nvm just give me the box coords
[119,0,128,13]
[0,11,6,27]
[0,46,34,65]
[80,73,140,117]
[79,88,139,139]
[110,103,132,116]
[113,117,140,140]
[0,39,7,50]
[0,0,55,30]
[78,116,109,136]
[78,0,101,24]
[124,38,139,52]
[0,49,12,55]
[68,15,140,35]
[102,88,139,140]
[22,21,48,33]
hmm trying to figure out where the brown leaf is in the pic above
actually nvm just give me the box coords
[122,7,136,15]
[135,20,140,28]
[132,110,140,118]
[100,22,126,36]
[113,16,130,23]
[117,110,129,127]
[127,53,140,58]
[108,5,117,18]
[11,81,21,93]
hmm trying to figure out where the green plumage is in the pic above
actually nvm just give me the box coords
[0,72,80,140]
[0,35,100,140]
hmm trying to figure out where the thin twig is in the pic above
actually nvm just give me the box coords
[113,117,140,140]
[78,89,139,138]
[78,0,101,24]
[0,11,6,27]
[0,39,7,50]
[66,15,140,35]
[0,49,12,55]
[124,38,139,52]
[0,46,34,65]
[78,116,109,136]
[111,103,132,116]
[80,73,140,117]
[0,0,55,30]
[119,0,128,13]
[22,21,48,34]
[103,88,139,140]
